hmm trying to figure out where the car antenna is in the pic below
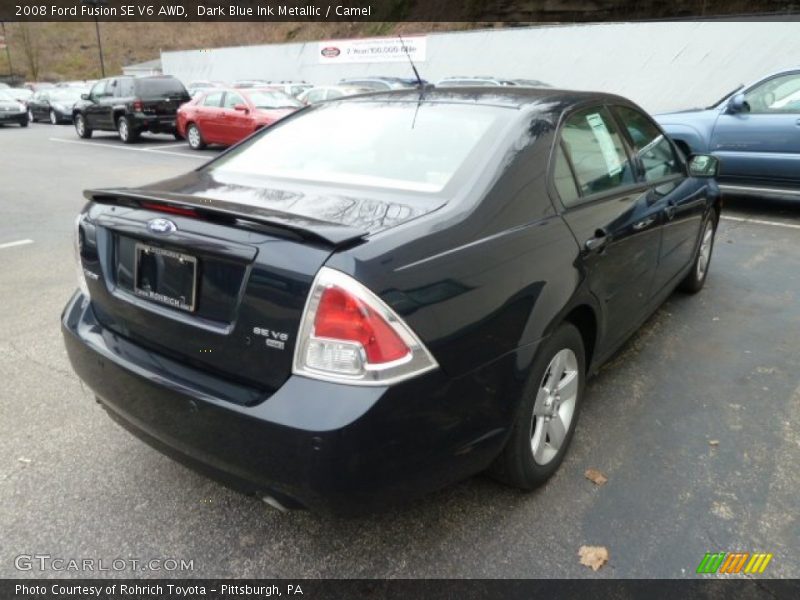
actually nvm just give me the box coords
[398,34,428,129]
[398,34,425,91]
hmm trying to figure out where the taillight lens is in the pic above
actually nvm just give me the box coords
[293,267,438,385]
[74,214,90,299]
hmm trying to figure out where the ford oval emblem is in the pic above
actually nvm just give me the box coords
[321,46,341,58]
[147,218,177,235]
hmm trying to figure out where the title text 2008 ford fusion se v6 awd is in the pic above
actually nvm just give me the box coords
[62,88,721,513]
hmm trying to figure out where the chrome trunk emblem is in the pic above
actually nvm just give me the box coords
[147,218,177,235]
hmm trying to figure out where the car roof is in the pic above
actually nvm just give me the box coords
[341,86,634,110]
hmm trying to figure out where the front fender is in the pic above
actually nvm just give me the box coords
[658,123,709,154]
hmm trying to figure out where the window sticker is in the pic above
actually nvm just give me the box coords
[585,113,622,176]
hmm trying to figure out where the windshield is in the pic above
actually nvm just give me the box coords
[207,101,511,193]
[51,89,83,102]
[247,90,302,109]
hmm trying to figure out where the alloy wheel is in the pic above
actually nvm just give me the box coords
[76,116,84,136]
[118,118,128,141]
[50,110,57,125]
[187,125,201,149]
[697,220,714,279]
[530,348,579,465]
[27,109,34,122]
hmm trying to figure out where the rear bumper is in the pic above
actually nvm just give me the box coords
[131,114,177,134]
[62,293,523,513]
[0,112,27,124]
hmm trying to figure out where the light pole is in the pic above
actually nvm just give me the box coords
[81,0,107,77]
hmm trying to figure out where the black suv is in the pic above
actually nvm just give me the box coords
[73,75,190,143]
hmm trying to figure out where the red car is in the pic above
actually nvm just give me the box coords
[177,88,302,150]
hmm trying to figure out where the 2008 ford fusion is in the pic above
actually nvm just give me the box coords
[62,87,721,512]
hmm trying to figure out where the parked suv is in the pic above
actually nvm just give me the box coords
[73,75,191,143]
[655,68,800,201]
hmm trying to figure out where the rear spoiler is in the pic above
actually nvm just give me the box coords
[84,188,369,247]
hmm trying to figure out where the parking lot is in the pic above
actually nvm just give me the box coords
[1,121,798,578]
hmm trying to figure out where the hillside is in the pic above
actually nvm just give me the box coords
[0,22,479,82]
[0,0,792,82]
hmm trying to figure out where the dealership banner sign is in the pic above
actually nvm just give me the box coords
[318,36,426,64]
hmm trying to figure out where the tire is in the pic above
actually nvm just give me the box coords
[186,123,206,150]
[75,114,92,138]
[491,322,586,490]
[27,108,35,123]
[679,210,718,294]
[117,116,139,144]
[49,109,58,125]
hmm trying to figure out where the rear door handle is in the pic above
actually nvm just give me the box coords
[585,229,608,253]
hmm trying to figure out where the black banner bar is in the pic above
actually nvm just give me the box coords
[1,0,800,22]
[3,579,800,600]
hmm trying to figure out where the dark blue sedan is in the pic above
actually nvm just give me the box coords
[655,68,800,201]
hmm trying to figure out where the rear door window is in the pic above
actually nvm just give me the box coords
[552,144,580,207]
[117,78,135,97]
[613,105,682,182]
[223,92,245,109]
[560,106,635,198]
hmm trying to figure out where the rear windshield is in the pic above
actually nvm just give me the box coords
[135,78,187,97]
[207,101,511,193]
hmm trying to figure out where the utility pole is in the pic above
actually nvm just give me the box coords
[0,21,13,79]
[80,0,107,77]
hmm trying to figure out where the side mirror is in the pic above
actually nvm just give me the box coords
[233,103,249,113]
[81,93,90,101]
[727,93,748,114]
[688,154,719,178]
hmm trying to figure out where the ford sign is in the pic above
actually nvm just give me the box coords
[147,218,177,235]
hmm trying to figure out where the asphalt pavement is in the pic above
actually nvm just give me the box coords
[0,122,798,579]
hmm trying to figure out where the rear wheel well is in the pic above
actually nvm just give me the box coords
[563,305,597,372]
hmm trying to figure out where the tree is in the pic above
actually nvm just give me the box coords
[17,23,40,80]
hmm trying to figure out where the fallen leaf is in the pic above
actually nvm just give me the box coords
[579,545,609,571]
[17,457,31,464]
[584,468,608,486]
[709,440,719,446]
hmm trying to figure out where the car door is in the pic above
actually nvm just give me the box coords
[84,80,110,129]
[30,91,45,118]
[553,105,664,351]
[196,90,225,143]
[711,71,800,186]
[220,90,251,145]
[612,104,707,293]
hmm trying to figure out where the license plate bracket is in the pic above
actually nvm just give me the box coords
[133,243,198,312]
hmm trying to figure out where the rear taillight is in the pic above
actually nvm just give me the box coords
[133,99,143,112]
[293,267,438,385]
[73,215,90,300]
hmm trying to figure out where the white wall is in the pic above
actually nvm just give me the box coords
[162,21,800,113]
